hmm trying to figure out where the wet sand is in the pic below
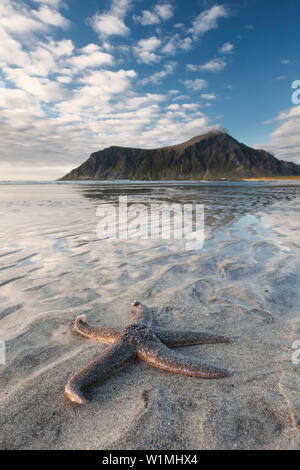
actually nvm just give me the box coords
[0,181,300,450]
[242,177,300,181]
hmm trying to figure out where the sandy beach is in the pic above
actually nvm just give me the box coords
[0,181,300,450]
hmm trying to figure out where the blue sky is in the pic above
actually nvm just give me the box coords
[0,0,299,179]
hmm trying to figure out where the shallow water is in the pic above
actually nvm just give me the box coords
[0,181,300,449]
[0,181,299,322]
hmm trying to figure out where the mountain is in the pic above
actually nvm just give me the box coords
[59,131,300,180]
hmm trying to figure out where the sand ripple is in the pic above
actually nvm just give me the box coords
[0,181,300,449]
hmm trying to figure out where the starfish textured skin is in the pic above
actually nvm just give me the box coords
[65,301,232,404]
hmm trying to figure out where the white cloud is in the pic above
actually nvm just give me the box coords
[168,103,180,110]
[184,79,207,91]
[0,34,74,79]
[25,46,56,77]
[280,59,291,64]
[182,103,200,110]
[0,27,29,68]
[0,1,46,36]
[201,93,216,100]
[111,0,132,18]
[189,5,230,39]
[0,0,68,38]
[219,42,234,54]
[134,36,161,64]
[133,3,173,25]
[56,75,72,84]
[3,67,66,102]
[256,106,300,164]
[178,36,193,51]
[186,64,199,72]
[141,62,176,84]
[122,93,166,111]
[155,4,174,20]
[164,6,231,60]
[32,0,63,6]
[187,58,226,73]
[68,45,114,72]
[45,39,74,57]
[161,38,177,55]
[200,58,227,73]
[160,33,193,56]
[90,0,132,39]
[2,88,44,115]
[275,75,288,81]
[80,43,99,54]
[91,14,129,38]
[133,10,160,25]
[79,69,137,94]
[32,5,69,28]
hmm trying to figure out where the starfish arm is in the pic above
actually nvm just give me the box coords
[131,301,153,326]
[154,329,232,346]
[75,315,121,344]
[65,338,135,404]
[138,337,231,379]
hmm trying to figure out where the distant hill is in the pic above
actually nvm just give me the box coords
[59,131,300,180]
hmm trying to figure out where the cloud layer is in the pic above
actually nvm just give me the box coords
[0,1,236,179]
[256,105,300,164]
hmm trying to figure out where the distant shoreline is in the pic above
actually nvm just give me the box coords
[242,176,300,181]
[1,177,300,185]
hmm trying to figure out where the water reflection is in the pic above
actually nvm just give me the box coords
[71,181,300,229]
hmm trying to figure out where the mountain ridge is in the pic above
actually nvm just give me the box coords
[60,131,300,180]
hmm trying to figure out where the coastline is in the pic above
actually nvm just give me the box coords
[242,176,300,181]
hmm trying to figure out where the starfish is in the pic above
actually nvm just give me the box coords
[65,301,232,404]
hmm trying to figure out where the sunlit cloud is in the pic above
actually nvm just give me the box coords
[188,5,230,40]
[219,42,234,54]
[89,0,132,39]
[184,79,207,91]
[133,3,174,25]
